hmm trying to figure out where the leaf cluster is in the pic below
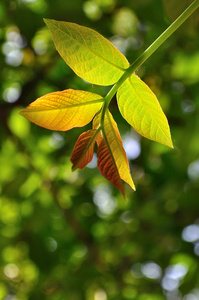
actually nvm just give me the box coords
[20,19,173,195]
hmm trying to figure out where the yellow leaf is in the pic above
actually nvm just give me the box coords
[93,110,135,194]
[117,74,173,148]
[44,19,129,86]
[20,89,103,131]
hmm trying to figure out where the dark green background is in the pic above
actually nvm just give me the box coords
[0,0,199,299]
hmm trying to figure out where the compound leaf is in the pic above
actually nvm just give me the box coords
[71,129,98,170]
[44,19,129,86]
[93,111,135,195]
[20,89,103,131]
[117,74,173,148]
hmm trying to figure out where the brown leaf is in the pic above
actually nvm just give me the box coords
[71,129,97,170]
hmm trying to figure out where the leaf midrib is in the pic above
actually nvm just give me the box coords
[103,112,124,179]
[101,127,122,183]
[106,111,134,189]
[22,99,104,113]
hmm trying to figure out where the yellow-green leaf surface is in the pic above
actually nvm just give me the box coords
[44,19,129,86]
[20,89,103,131]
[93,111,135,194]
[71,129,97,170]
[117,74,173,148]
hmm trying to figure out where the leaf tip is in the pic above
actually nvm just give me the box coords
[165,135,174,149]
[121,191,126,198]
[129,178,136,191]
[119,180,136,198]
[43,18,50,24]
[170,137,174,149]
[170,142,174,149]
[43,18,54,29]
[71,165,77,172]
[70,158,77,172]
[19,108,25,117]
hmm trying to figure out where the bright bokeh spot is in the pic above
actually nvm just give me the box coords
[21,261,39,282]
[73,245,87,259]
[182,224,199,242]
[161,263,188,292]
[181,99,195,114]
[45,237,58,252]
[4,264,19,279]
[93,184,116,216]
[194,243,199,256]
[19,0,47,13]
[3,83,21,103]
[83,1,102,20]
[187,160,199,181]
[112,7,139,36]
[141,261,162,279]
[123,134,141,160]
[8,108,30,138]
[2,27,24,66]
[87,153,97,169]
[110,36,128,55]
[32,28,51,55]
[94,289,107,300]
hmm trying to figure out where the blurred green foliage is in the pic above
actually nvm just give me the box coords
[0,0,199,299]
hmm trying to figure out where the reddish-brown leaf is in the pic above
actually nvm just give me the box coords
[97,138,125,195]
[71,129,98,170]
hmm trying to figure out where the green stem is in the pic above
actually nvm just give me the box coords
[128,0,199,74]
[103,0,199,111]
[100,101,109,126]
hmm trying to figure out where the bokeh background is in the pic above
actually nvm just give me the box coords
[1,0,199,299]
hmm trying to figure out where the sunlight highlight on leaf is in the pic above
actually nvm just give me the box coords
[71,129,98,170]
[20,89,103,131]
[117,74,173,148]
[93,111,135,195]
[44,19,129,86]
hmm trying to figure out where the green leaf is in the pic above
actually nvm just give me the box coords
[44,19,129,86]
[117,74,173,148]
